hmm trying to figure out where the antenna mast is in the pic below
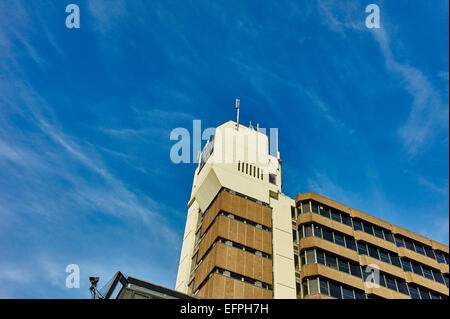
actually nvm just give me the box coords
[236,98,240,130]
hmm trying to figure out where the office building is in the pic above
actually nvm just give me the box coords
[175,120,449,299]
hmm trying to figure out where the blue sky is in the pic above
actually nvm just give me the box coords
[0,0,448,298]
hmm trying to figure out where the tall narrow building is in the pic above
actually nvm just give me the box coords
[175,120,449,299]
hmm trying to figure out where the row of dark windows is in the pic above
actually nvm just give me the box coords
[302,276,445,300]
[298,223,448,287]
[298,200,449,265]
[302,277,369,299]
[238,161,263,180]
[194,267,273,296]
[300,248,447,298]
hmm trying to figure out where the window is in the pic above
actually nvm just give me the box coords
[419,289,430,299]
[390,255,401,268]
[411,262,423,276]
[379,250,390,264]
[357,242,368,255]
[385,276,397,291]
[362,223,374,236]
[397,280,409,295]
[354,290,366,299]
[444,275,449,287]
[269,173,276,185]
[401,259,412,272]
[350,262,362,278]
[316,251,325,265]
[384,231,395,243]
[313,225,321,237]
[311,202,319,214]
[432,270,444,284]
[329,282,342,299]
[352,220,363,231]
[345,237,357,251]
[425,247,435,259]
[404,240,415,251]
[326,255,338,270]
[319,278,329,295]
[308,278,319,295]
[302,202,311,213]
[415,245,425,256]
[331,210,341,222]
[306,250,315,264]
[435,252,445,264]
[422,268,433,281]
[338,260,350,274]
[341,215,352,227]
[319,207,330,218]
[304,225,313,238]
[408,285,420,299]
[378,273,386,287]
[334,233,345,247]
[342,287,354,299]
[322,228,334,242]
[395,236,405,247]
[368,246,380,260]
[373,227,384,239]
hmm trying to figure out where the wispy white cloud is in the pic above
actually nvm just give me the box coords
[315,0,449,156]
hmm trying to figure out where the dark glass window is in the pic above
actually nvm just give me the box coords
[316,251,325,265]
[357,242,368,255]
[304,225,313,237]
[342,287,354,299]
[354,290,366,299]
[411,263,423,276]
[401,259,412,272]
[313,225,322,237]
[352,220,363,231]
[435,252,445,264]
[362,223,374,236]
[379,250,390,264]
[408,285,420,299]
[397,280,409,295]
[319,278,329,295]
[325,255,337,270]
[390,255,401,268]
[444,254,449,264]
[385,276,397,291]
[341,215,352,227]
[419,289,430,299]
[378,273,386,287]
[373,227,384,239]
[432,270,444,284]
[311,202,319,214]
[404,240,415,251]
[329,282,342,299]
[302,202,311,213]
[384,231,395,243]
[443,275,449,288]
[425,247,435,259]
[306,250,316,264]
[395,236,405,247]
[350,262,362,278]
[422,268,433,281]
[430,293,440,299]
[345,237,357,251]
[334,233,345,247]
[319,207,330,218]
[322,228,334,242]
[338,260,350,274]
[368,246,379,259]
[415,245,425,255]
[331,210,341,222]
